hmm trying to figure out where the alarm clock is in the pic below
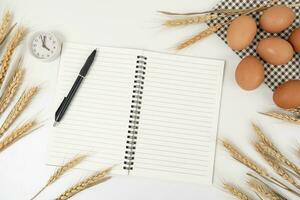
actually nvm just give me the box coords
[30,32,62,61]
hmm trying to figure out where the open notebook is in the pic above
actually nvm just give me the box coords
[48,43,224,184]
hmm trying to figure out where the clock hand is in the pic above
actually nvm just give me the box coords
[43,45,50,51]
[40,35,44,45]
[42,35,50,51]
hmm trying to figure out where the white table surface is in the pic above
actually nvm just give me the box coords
[0,0,299,199]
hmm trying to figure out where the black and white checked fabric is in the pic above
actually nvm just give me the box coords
[207,0,300,90]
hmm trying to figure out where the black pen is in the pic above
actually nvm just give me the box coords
[54,49,97,126]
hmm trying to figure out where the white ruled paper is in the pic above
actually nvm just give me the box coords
[131,52,224,184]
[47,43,224,184]
[47,43,141,175]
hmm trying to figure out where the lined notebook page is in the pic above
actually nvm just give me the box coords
[131,51,224,184]
[48,43,140,175]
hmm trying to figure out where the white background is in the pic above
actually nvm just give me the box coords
[0,0,299,199]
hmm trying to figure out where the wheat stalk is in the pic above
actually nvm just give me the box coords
[0,120,36,152]
[257,142,300,177]
[222,140,269,177]
[174,0,276,50]
[260,112,300,125]
[56,167,112,200]
[159,8,248,16]
[163,14,218,27]
[0,67,24,113]
[159,0,278,16]
[0,86,39,137]
[176,23,222,50]
[30,155,87,200]
[223,183,253,200]
[0,26,26,85]
[255,142,300,190]
[0,11,12,45]
[248,179,283,200]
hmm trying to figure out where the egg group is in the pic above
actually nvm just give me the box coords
[224,4,300,110]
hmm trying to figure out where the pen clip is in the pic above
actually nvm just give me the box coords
[55,97,67,119]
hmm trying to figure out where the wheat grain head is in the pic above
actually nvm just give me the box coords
[177,24,222,50]
[0,26,26,85]
[0,11,12,44]
[223,183,253,200]
[248,179,282,200]
[260,112,300,125]
[0,67,24,113]
[251,123,279,152]
[163,14,218,27]
[0,86,38,137]
[222,140,269,177]
[56,167,112,200]
[255,142,299,189]
[257,142,300,177]
[48,155,87,186]
[30,155,87,200]
[0,120,36,152]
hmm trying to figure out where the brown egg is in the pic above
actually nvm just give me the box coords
[257,37,294,65]
[235,56,265,91]
[273,80,300,109]
[227,15,257,51]
[260,5,295,33]
[289,27,300,53]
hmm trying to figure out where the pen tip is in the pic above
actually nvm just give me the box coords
[91,49,97,57]
[53,121,59,127]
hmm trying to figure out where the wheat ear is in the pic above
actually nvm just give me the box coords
[286,107,300,116]
[30,155,87,200]
[257,142,300,177]
[0,67,24,113]
[252,124,300,176]
[0,11,12,45]
[56,167,112,200]
[260,112,300,125]
[223,183,253,200]
[248,179,283,200]
[223,140,299,195]
[176,24,222,50]
[163,14,218,27]
[0,26,26,85]
[0,86,39,137]
[222,140,269,177]
[0,120,36,152]
[252,123,279,152]
[255,142,300,190]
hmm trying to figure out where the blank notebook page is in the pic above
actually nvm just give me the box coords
[48,43,140,175]
[131,51,224,184]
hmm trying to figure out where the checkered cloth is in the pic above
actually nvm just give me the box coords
[207,0,300,90]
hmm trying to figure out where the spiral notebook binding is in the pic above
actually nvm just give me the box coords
[124,55,147,172]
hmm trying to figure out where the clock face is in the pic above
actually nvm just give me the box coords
[31,32,61,61]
